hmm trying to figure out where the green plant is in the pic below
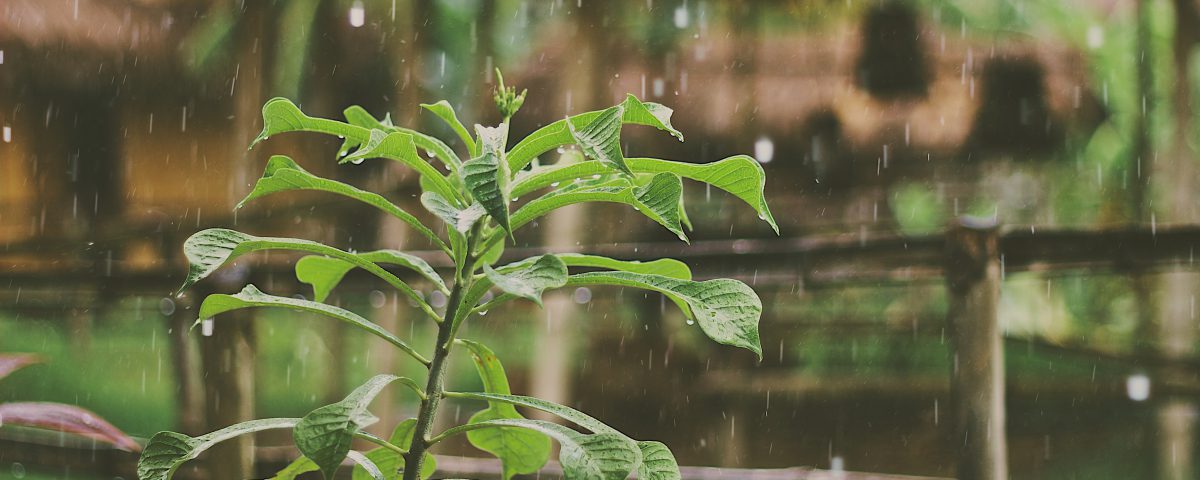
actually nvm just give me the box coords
[137,74,777,480]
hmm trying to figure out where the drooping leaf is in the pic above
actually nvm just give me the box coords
[507,94,683,171]
[462,124,512,235]
[446,392,616,434]
[138,418,298,480]
[297,250,448,303]
[199,285,429,365]
[636,441,682,480]
[568,105,632,176]
[421,100,477,155]
[567,272,763,358]
[510,173,688,242]
[458,340,551,479]
[237,156,445,251]
[483,255,568,307]
[0,402,140,452]
[346,451,385,480]
[253,97,369,148]
[557,254,691,280]
[439,419,639,480]
[0,353,40,381]
[293,375,399,479]
[350,419,438,480]
[421,192,487,235]
[179,229,431,318]
[341,129,461,204]
[344,106,462,172]
[510,155,777,233]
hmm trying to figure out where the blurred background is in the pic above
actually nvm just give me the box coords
[2,0,1200,478]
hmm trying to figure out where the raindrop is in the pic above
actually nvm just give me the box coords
[1126,374,1150,401]
[158,297,176,316]
[348,0,365,27]
[11,463,26,478]
[0,50,4,64]
[430,291,448,308]
[830,456,844,472]
[652,78,665,97]
[200,318,214,337]
[573,287,592,304]
[1087,25,1104,49]
[2,126,10,143]
[673,5,689,28]
[369,290,387,309]
[754,136,774,164]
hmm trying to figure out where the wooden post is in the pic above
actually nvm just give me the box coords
[945,218,1006,480]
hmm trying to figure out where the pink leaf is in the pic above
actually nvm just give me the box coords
[0,402,141,451]
[0,354,41,381]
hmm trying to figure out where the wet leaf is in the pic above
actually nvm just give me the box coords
[557,254,691,280]
[511,173,687,242]
[462,124,512,235]
[344,106,461,171]
[458,340,551,479]
[297,250,448,302]
[568,105,631,176]
[442,419,638,480]
[0,402,140,452]
[138,418,298,480]
[636,441,682,480]
[567,273,763,358]
[342,129,461,204]
[293,375,400,479]
[421,100,477,155]
[483,255,568,307]
[199,285,428,365]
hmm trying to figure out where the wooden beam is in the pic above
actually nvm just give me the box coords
[944,219,1006,480]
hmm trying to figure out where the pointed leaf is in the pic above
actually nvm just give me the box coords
[199,285,429,365]
[253,97,369,148]
[483,255,568,307]
[297,250,448,303]
[138,418,299,480]
[238,156,446,251]
[342,129,461,204]
[508,95,683,171]
[421,192,487,235]
[0,402,140,451]
[293,375,400,479]
[440,419,638,480]
[447,392,617,435]
[462,124,512,234]
[0,353,41,381]
[511,173,687,242]
[567,272,763,358]
[557,254,691,280]
[458,340,552,479]
[636,441,682,480]
[568,105,632,176]
[511,155,777,233]
[345,105,461,172]
[179,229,431,318]
[421,100,477,155]
[346,451,385,480]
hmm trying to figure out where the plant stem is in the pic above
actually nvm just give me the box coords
[403,229,480,480]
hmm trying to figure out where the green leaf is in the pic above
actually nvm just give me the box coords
[567,272,763,358]
[440,419,639,480]
[293,375,400,479]
[179,228,433,318]
[137,418,299,480]
[568,105,632,176]
[346,451,385,480]
[350,419,437,480]
[238,155,446,252]
[483,255,568,307]
[421,100,477,155]
[269,455,317,480]
[557,254,691,280]
[507,94,683,172]
[446,392,616,434]
[458,340,552,479]
[344,106,461,172]
[199,285,429,365]
[342,129,461,204]
[511,155,777,234]
[636,441,682,480]
[253,97,369,148]
[421,192,487,235]
[462,124,512,235]
[297,250,448,302]
[510,173,687,242]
